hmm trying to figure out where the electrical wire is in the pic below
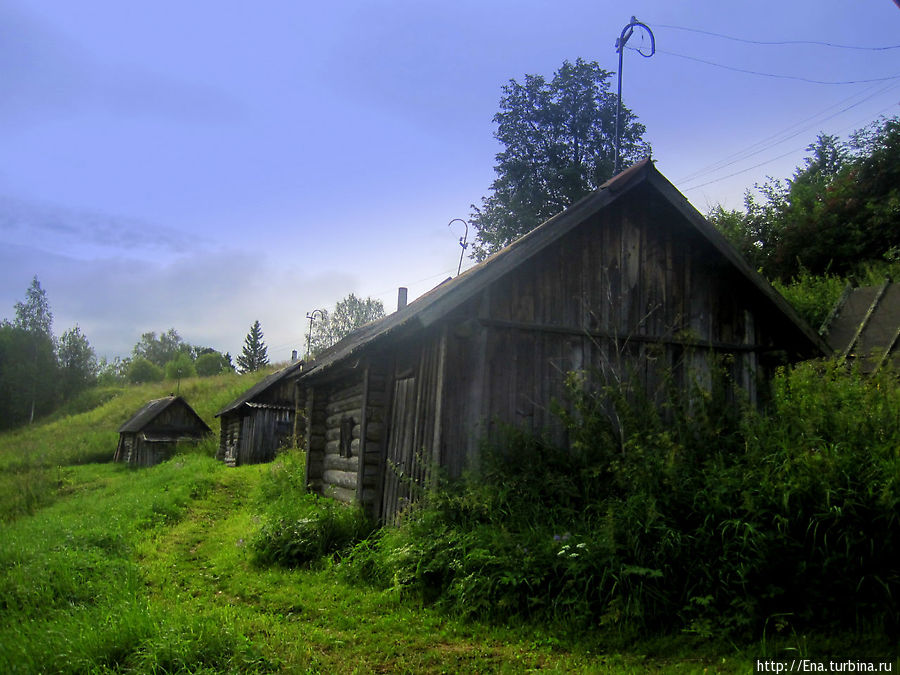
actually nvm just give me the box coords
[637,46,900,85]
[680,101,899,192]
[676,81,900,184]
[653,23,900,51]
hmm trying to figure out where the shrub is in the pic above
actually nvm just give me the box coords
[344,361,900,639]
[252,497,375,568]
[127,358,164,384]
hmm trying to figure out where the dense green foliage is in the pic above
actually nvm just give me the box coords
[710,116,900,283]
[305,294,385,358]
[251,450,375,568]
[344,361,900,640]
[470,58,649,260]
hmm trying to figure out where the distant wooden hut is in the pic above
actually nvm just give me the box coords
[297,159,829,523]
[820,279,900,373]
[215,361,303,467]
[114,396,211,466]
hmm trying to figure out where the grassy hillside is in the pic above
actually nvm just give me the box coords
[0,366,895,672]
[0,370,272,521]
[0,372,757,673]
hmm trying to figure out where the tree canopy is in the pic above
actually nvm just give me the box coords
[710,115,900,282]
[470,58,650,260]
[132,329,192,369]
[306,294,385,358]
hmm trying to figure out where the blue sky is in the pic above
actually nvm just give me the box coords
[2,0,898,361]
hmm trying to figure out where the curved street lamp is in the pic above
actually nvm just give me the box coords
[614,16,655,174]
[448,218,469,276]
[305,308,326,358]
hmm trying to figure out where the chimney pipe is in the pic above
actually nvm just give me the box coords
[397,287,408,311]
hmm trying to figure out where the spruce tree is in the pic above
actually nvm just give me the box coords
[237,320,269,373]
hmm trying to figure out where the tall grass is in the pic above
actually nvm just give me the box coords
[344,360,900,641]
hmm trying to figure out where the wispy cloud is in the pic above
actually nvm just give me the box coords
[0,195,197,258]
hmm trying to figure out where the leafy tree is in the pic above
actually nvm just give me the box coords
[195,350,231,376]
[470,58,650,260]
[9,276,57,423]
[97,357,128,386]
[711,117,900,281]
[0,323,54,429]
[237,320,269,373]
[127,357,164,384]
[14,276,53,337]
[57,325,98,400]
[165,352,196,384]
[305,294,385,358]
[132,328,192,368]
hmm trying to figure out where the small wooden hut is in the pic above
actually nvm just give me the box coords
[114,396,211,466]
[215,361,303,466]
[297,159,829,523]
[820,279,900,373]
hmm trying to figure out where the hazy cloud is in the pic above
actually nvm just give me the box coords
[0,243,357,361]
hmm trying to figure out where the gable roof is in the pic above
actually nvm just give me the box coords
[215,361,303,417]
[300,159,829,381]
[821,279,900,371]
[119,396,210,434]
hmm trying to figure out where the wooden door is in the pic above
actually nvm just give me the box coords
[380,376,418,523]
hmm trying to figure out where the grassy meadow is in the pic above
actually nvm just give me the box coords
[0,366,897,673]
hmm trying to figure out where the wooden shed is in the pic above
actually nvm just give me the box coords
[114,396,211,467]
[298,159,829,523]
[820,279,900,373]
[215,361,303,466]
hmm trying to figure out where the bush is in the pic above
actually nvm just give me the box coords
[251,450,376,568]
[252,497,375,568]
[344,361,900,639]
[127,358,164,384]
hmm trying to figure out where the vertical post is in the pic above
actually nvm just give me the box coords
[613,17,655,174]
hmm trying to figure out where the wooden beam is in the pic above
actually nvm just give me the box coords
[840,278,891,363]
[356,365,369,505]
[476,318,763,353]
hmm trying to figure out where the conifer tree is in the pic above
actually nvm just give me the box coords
[237,320,269,373]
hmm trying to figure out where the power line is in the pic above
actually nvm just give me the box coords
[681,103,899,193]
[639,46,900,85]
[676,81,900,184]
[654,23,900,51]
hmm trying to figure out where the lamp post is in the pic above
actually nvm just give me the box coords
[614,16,655,174]
[305,309,326,358]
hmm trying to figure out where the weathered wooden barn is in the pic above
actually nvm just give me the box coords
[298,159,829,522]
[820,279,899,373]
[114,396,211,467]
[215,361,303,466]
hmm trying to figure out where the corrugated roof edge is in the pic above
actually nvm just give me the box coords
[215,361,304,417]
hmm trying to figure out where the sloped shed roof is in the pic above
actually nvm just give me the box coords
[118,396,210,434]
[300,158,828,382]
[215,361,303,417]
[822,279,900,371]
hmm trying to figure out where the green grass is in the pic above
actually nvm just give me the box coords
[0,451,748,673]
[0,372,894,672]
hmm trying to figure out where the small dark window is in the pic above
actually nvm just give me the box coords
[340,416,354,458]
